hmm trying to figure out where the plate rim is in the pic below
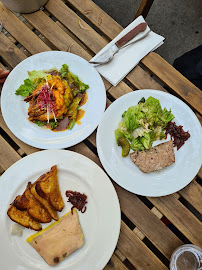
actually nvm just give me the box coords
[0,149,121,270]
[1,51,106,149]
[96,89,202,197]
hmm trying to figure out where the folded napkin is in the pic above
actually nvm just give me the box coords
[90,16,164,86]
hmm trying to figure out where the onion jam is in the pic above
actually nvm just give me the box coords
[165,122,190,150]
[65,190,88,214]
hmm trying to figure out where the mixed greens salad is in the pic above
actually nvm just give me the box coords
[115,96,175,155]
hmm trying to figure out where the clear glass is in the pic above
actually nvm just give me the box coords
[170,245,202,270]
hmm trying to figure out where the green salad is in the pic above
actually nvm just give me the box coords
[115,96,174,156]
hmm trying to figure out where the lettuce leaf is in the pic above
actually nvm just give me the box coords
[33,120,46,127]
[15,79,34,97]
[140,132,156,149]
[130,138,145,151]
[59,64,69,78]
[70,72,89,92]
[115,129,125,141]
[158,108,174,124]
[122,104,145,131]
[59,64,89,92]
[49,121,59,129]
[28,70,46,83]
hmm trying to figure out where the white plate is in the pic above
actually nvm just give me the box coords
[1,51,106,149]
[0,150,121,270]
[97,89,202,197]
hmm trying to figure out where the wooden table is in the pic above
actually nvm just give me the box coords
[0,0,201,269]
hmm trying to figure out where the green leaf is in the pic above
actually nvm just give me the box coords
[59,64,69,78]
[130,137,145,151]
[33,120,46,127]
[140,131,155,149]
[122,105,145,132]
[49,121,59,129]
[34,77,43,87]
[138,97,145,104]
[115,129,125,141]
[28,70,46,83]
[70,72,89,92]
[15,79,34,97]
[160,131,166,140]
[158,108,174,124]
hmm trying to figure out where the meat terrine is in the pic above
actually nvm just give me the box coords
[27,209,84,266]
[130,140,175,173]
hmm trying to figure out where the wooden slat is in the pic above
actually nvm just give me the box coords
[0,112,38,155]
[70,141,102,168]
[117,221,168,270]
[151,207,163,219]
[126,66,166,91]
[65,0,122,40]
[115,249,127,262]
[55,21,91,53]
[0,165,5,176]
[133,227,145,240]
[141,53,202,115]
[178,180,202,215]
[46,0,106,54]
[0,62,6,70]
[108,81,133,99]
[0,3,50,54]
[0,32,26,68]
[115,183,182,259]
[0,136,21,170]
[197,166,202,179]
[104,254,128,270]
[135,0,154,19]
[148,195,202,246]
[23,10,91,61]
[17,148,26,156]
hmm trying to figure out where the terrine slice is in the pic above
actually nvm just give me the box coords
[27,209,84,266]
[130,140,175,173]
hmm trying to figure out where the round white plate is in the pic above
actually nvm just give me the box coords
[0,150,121,270]
[97,89,202,197]
[1,51,106,149]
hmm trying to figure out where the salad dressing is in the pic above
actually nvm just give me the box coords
[76,109,85,125]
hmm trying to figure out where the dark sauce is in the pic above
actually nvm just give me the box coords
[165,122,190,150]
[65,190,88,214]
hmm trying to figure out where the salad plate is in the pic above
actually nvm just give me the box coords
[1,51,106,149]
[97,89,202,197]
[0,150,121,270]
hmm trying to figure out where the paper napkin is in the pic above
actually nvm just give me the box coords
[90,16,164,86]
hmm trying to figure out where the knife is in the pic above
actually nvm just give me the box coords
[89,22,148,65]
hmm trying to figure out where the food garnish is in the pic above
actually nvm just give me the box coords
[115,96,175,156]
[65,190,88,214]
[165,122,190,150]
[27,209,84,266]
[15,64,89,131]
[130,140,175,173]
[117,137,130,157]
